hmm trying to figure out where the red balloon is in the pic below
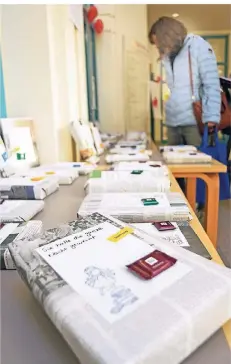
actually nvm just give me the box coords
[152,97,158,107]
[87,5,98,23]
[93,19,104,34]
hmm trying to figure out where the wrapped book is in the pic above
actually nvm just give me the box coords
[0,220,43,269]
[70,121,99,163]
[78,192,192,222]
[159,145,197,153]
[105,153,150,164]
[109,147,152,156]
[84,171,170,194]
[0,176,59,200]
[90,123,104,155]
[113,161,169,176]
[162,150,212,164]
[0,199,44,223]
[8,213,231,364]
[126,131,147,142]
[15,166,79,185]
[40,162,96,175]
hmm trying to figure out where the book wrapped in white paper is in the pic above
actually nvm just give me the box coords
[0,177,59,200]
[126,131,147,142]
[85,171,170,194]
[163,151,212,164]
[109,147,151,155]
[15,167,79,185]
[8,213,231,364]
[117,140,146,146]
[113,161,169,176]
[105,153,150,164]
[100,133,122,142]
[70,121,99,163]
[159,145,197,153]
[40,162,96,176]
[90,123,104,155]
[0,200,44,222]
[78,192,192,222]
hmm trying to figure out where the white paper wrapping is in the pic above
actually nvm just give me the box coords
[105,153,150,164]
[8,213,231,364]
[109,147,152,156]
[113,161,169,176]
[70,121,99,163]
[163,151,212,164]
[126,131,147,142]
[78,192,192,222]
[100,133,122,142]
[0,200,45,222]
[131,222,190,247]
[0,177,59,200]
[40,162,96,176]
[159,145,197,153]
[84,171,170,194]
[90,123,104,155]
[15,167,79,185]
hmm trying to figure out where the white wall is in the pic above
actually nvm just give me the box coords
[96,5,148,134]
[1,4,88,163]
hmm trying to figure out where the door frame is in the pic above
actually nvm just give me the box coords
[202,34,229,77]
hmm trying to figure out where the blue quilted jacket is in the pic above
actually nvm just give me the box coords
[163,34,221,127]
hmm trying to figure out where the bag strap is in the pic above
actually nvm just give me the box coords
[188,46,196,101]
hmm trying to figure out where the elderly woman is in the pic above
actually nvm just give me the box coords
[149,16,220,147]
[149,16,221,197]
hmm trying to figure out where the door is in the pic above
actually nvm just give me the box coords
[202,35,229,77]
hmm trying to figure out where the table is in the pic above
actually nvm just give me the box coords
[1,174,231,364]
[168,160,227,247]
[150,142,227,247]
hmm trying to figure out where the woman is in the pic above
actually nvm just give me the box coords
[148,16,221,147]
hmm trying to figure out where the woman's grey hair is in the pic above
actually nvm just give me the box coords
[149,16,187,56]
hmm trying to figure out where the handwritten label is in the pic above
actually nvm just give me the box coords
[107,227,134,243]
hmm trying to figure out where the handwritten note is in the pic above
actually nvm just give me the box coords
[36,221,191,323]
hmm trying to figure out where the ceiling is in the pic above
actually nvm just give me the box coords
[148,4,231,32]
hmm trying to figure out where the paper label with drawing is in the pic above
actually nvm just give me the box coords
[36,221,191,323]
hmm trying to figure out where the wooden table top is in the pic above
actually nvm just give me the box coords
[168,159,227,174]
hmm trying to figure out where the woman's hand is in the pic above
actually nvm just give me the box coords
[207,122,217,133]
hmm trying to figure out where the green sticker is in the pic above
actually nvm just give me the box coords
[90,170,102,178]
[16,153,26,160]
[141,198,159,206]
[131,170,143,175]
